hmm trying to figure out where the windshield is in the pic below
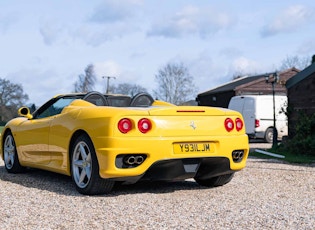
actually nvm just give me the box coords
[33,95,83,119]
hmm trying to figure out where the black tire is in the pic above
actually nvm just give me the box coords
[3,131,25,173]
[70,134,114,195]
[195,173,234,187]
[264,127,274,143]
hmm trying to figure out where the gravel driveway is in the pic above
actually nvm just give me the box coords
[0,156,314,229]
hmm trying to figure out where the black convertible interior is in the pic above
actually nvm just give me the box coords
[30,92,154,119]
[83,91,154,107]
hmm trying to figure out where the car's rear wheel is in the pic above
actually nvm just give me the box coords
[71,134,114,195]
[195,173,234,187]
[3,131,24,173]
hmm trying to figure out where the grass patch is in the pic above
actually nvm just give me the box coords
[250,148,315,164]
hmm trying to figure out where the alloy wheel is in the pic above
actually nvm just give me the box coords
[72,141,92,189]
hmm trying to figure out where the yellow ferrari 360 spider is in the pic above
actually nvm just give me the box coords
[1,92,249,195]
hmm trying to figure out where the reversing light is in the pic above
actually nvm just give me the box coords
[118,118,132,133]
[138,118,152,133]
[235,118,244,131]
[224,118,234,132]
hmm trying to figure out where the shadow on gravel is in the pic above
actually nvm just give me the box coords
[0,165,209,197]
[0,165,76,195]
[111,180,206,196]
[247,157,315,169]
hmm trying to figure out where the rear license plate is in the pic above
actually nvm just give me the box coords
[173,143,212,154]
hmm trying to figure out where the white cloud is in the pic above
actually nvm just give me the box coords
[93,61,146,90]
[89,0,143,23]
[39,21,64,46]
[297,39,315,54]
[94,61,123,78]
[229,57,260,76]
[73,22,140,46]
[2,0,315,106]
[261,5,313,37]
[147,5,236,38]
[8,68,72,105]
[219,47,243,60]
[0,13,18,34]
[72,25,112,46]
[67,0,144,47]
[36,0,144,47]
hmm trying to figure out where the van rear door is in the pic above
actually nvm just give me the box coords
[229,96,255,135]
[243,97,255,135]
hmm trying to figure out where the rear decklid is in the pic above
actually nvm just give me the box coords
[148,106,231,116]
[115,106,245,137]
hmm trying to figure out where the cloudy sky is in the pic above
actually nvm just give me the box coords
[1,0,315,105]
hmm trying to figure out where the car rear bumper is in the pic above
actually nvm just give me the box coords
[93,134,249,180]
[111,157,235,184]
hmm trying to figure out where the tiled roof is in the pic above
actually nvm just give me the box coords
[198,73,271,96]
[286,63,315,88]
[198,68,299,96]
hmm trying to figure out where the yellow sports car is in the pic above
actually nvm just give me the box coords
[1,92,249,195]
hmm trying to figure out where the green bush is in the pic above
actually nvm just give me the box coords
[279,112,315,156]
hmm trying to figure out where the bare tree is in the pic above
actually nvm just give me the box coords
[154,62,197,105]
[0,78,29,122]
[279,55,311,71]
[111,83,147,96]
[73,64,96,92]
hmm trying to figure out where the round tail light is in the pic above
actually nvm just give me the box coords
[138,118,152,133]
[118,118,132,133]
[224,118,234,132]
[235,118,244,131]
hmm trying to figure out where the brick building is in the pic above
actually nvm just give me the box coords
[196,68,299,108]
[286,63,315,137]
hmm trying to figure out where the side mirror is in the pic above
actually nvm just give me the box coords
[18,107,33,119]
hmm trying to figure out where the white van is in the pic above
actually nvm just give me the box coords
[228,95,287,143]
